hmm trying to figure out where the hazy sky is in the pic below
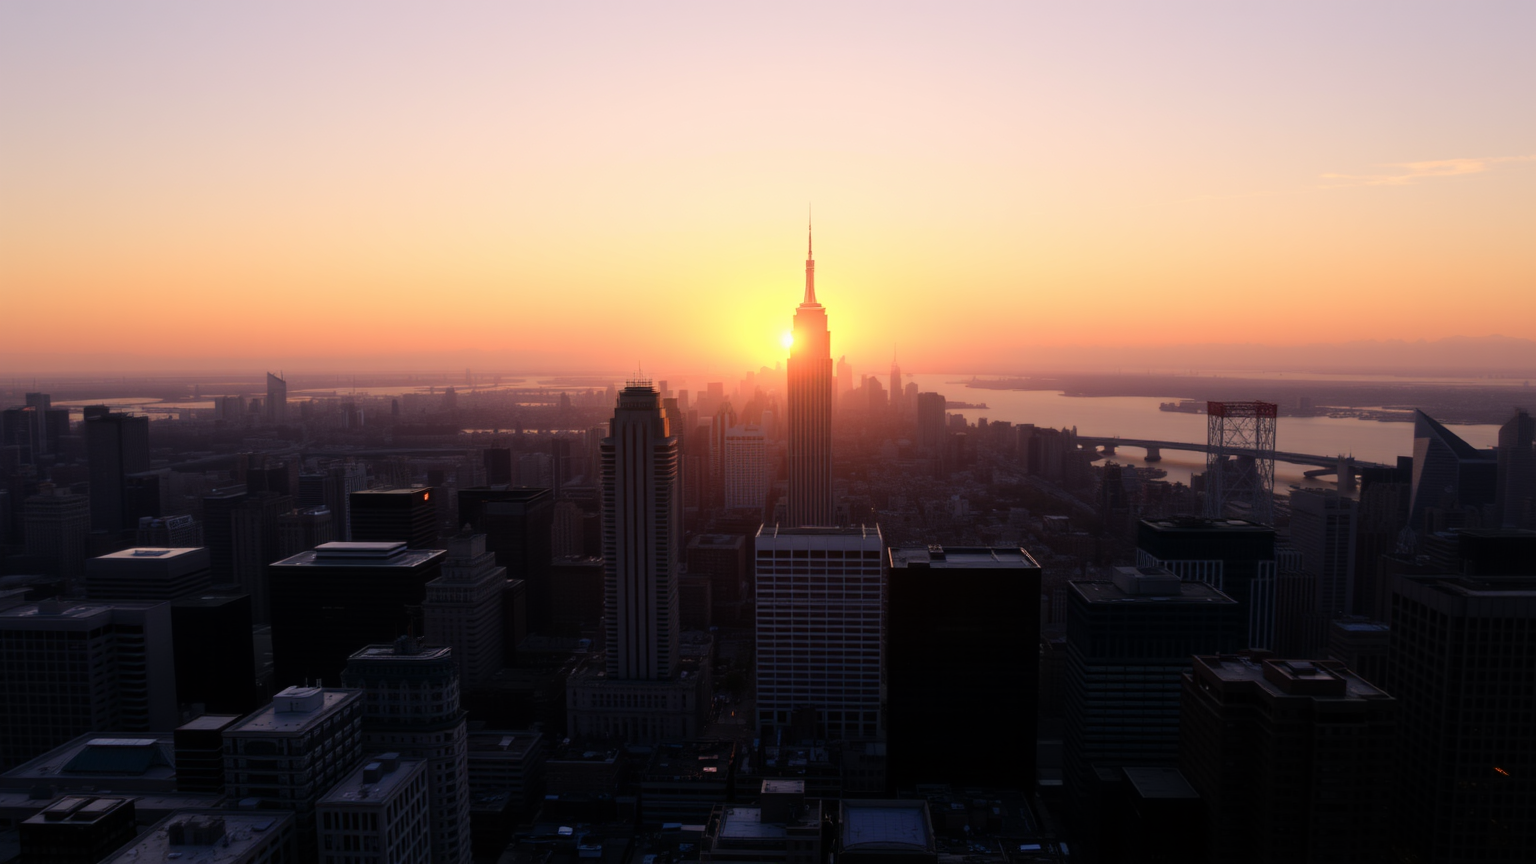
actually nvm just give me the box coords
[2,1,1532,376]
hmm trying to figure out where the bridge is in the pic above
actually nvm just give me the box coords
[1076,435,1389,492]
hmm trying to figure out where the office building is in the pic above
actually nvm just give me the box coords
[136,514,200,547]
[785,223,834,526]
[835,800,935,864]
[1137,517,1278,649]
[84,547,212,602]
[224,686,363,861]
[887,546,1041,788]
[0,600,177,770]
[1180,655,1396,863]
[277,506,334,558]
[342,642,470,864]
[1388,572,1536,862]
[100,812,296,864]
[85,410,150,532]
[755,525,884,741]
[723,424,768,511]
[424,534,506,688]
[700,780,822,864]
[23,490,91,590]
[1409,409,1498,532]
[173,715,241,793]
[350,487,437,549]
[317,755,430,864]
[171,593,258,715]
[687,533,748,625]
[457,487,553,631]
[465,729,545,826]
[201,486,249,584]
[267,541,445,687]
[1497,408,1536,528]
[265,372,287,425]
[1062,567,1241,829]
[19,795,137,864]
[915,393,945,450]
[601,382,681,680]
[565,382,707,743]
[1284,489,1357,656]
[232,491,294,624]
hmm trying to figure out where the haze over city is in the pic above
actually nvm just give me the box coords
[3,1,1534,377]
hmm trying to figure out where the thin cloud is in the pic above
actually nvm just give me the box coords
[1321,154,1536,188]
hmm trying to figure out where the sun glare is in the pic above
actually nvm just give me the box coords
[781,331,794,349]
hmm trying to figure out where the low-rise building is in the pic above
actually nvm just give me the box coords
[700,780,821,864]
[99,812,295,864]
[316,754,430,864]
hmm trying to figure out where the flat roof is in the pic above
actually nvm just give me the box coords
[1123,767,1198,800]
[318,757,425,806]
[348,643,454,662]
[841,801,931,852]
[1070,580,1235,605]
[270,545,443,569]
[351,488,431,496]
[227,689,359,735]
[2,733,177,785]
[91,547,204,562]
[1141,517,1272,533]
[889,546,1040,569]
[101,811,294,864]
[757,525,883,551]
[1195,655,1388,700]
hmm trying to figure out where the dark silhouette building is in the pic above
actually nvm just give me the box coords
[1136,517,1277,650]
[351,487,438,549]
[84,547,212,602]
[1062,567,1241,850]
[267,541,445,687]
[1179,655,1396,863]
[170,592,258,716]
[785,222,834,526]
[1388,569,1536,862]
[19,796,137,864]
[457,487,553,631]
[1409,409,1497,533]
[84,410,150,533]
[887,545,1040,789]
[1496,408,1536,529]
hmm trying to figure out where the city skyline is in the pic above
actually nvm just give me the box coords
[2,2,1534,376]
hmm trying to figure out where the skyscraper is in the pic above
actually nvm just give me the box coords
[85,410,150,532]
[1496,408,1535,529]
[786,221,834,526]
[265,372,287,425]
[1409,409,1497,532]
[424,533,507,689]
[601,381,680,680]
[723,423,767,511]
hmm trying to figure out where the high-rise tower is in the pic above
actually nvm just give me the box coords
[601,381,681,680]
[786,219,834,526]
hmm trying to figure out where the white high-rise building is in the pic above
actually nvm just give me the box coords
[723,424,768,511]
[786,221,834,526]
[755,525,885,740]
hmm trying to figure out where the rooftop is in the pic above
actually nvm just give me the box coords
[1070,579,1235,605]
[1123,767,1199,800]
[2,734,176,787]
[270,543,443,569]
[347,639,454,663]
[227,687,360,735]
[23,795,133,827]
[841,801,933,854]
[91,547,205,562]
[1193,655,1389,700]
[1141,517,1272,534]
[889,546,1041,569]
[467,731,543,759]
[100,811,295,864]
[318,755,425,806]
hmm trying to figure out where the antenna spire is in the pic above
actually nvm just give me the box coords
[803,208,817,305]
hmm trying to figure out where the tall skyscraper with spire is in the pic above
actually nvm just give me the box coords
[787,219,835,526]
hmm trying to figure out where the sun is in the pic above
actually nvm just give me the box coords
[781,331,794,350]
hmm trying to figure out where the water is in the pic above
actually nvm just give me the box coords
[908,373,1503,490]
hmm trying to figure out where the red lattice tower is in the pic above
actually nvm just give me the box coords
[1204,401,1277,524]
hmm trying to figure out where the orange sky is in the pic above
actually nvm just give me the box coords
[2,2,1533,377]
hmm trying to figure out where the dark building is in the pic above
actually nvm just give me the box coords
[231,491,293,624]
[1179,655,1396,863]
[1136,517,1277,650]
[1497,409,1536,529]
[549,555,603,630]
[887,545,1041,789]
[171,592,258,715]
[1285,489,1357,657]
[84,547,212,602]
[277,505,334,558]
[483,449,513,486]
[85,410,150,533]
[1408,409,1498,533]
[200,486,249,584]
[1062,567,1241,850]
[19,796,137,864]
[172,714,240,793]
[1353,459,1412,620]
[267,541,445,687]
[457,487,554,631]
[351,487,438,549]
[1388,571,1536,863]
[686,534,748,625]
[23,490,92,590]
